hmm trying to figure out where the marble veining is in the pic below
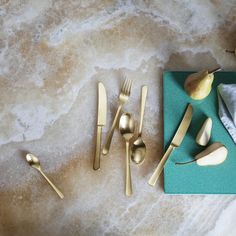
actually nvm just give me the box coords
[0,1,236,235]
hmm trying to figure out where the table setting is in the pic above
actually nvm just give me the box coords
[0,1,236,236]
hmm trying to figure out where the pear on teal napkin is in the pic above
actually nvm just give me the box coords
[218,84,236,144]
[163,71,236,194]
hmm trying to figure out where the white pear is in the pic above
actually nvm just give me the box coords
[196,143,228,166]
[196,118,212,146]
[175,142,228,166]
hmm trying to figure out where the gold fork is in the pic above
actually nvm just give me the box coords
[102,77,132,155]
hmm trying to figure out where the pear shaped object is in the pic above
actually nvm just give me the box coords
[175,142,228,166]
[196,118,212,146]
[196,142,228,166]
[184,68,221,100]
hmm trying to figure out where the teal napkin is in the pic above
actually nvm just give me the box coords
[164,71,236,194]
[218,84,236,144]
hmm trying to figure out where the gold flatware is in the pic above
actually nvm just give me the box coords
[26,153,64,199]
[148,104,193,187]
[119,113,135,196]
[93,82,107,170]
[102,78,132,155]
[131,85,148,164]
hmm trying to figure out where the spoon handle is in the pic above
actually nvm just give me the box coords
[138,86,148,135]
[39,170,64,199]
[125,141,132,196]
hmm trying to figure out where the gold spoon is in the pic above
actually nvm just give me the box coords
[26,153,64,199]
[131,86,148,165]
[119,113,135,197]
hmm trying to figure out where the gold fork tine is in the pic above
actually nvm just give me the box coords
[124,79,131,95]
[126,79,132,95]
[121,77,129,94]
[102,76,132,155]
[124,79,130,95]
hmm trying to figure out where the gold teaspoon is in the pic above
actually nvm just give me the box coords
[119,113,135,197]
[26,153,64,199]
[131,86,148,165]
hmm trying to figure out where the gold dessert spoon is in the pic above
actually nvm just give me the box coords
[131,85,148,165]
[119,113,135,197]
[26,153,64,199]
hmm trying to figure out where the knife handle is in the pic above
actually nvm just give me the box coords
[148,145,175,186]
[94,126,102,170]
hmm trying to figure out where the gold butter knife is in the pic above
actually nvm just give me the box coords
[93,82,107,170]
[148,104,193,186]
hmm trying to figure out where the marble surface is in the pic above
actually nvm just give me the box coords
[0,1,236,235]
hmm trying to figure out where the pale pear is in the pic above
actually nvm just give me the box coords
[175,142,228,166]
[184,68,221,100]
[196,143,228,166]
[196,118,212,146]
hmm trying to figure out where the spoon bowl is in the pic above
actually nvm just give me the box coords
[131,137,146,164]
[25,153,64,199]
[26,153,41,170]
[119,113,135,140]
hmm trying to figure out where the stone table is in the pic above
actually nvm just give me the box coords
[0,1,236,235]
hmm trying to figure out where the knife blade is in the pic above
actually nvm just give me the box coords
[97,83,107,126]
[93,82,107,170]
[171,104,193,146]
[148,104,193,186]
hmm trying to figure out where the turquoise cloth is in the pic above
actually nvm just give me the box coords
[163,71,236,194]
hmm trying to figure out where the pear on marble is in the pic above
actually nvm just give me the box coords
[175,142,228,166]
[184,67,221,100]
[196,118,212,146]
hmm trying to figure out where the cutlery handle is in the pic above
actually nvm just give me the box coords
[102,105,122,155]
[125,141,132,196]
[39,170,64,199]
[138,86,148,135]
[148,145,175,187]
[94,126,102,170]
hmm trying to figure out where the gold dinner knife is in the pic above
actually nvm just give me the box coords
[148,104,193,186]
[94,82,107,170]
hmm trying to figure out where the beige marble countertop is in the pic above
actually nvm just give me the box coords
[1,1,236,235]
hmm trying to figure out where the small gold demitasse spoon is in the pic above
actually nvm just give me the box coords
[26,153,64,199]
[119,113,135,197]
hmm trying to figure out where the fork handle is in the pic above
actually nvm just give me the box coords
[102,104,122,155]
[138,86,148,135]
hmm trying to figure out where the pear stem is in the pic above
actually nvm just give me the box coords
[208,67,221,74]
[225,49,235,54]
[175,159,196,165]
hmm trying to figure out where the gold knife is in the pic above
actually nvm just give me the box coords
[93,82,107,170]
[148,104,193,186]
